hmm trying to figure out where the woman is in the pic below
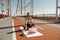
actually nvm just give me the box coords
[24,12,35,30]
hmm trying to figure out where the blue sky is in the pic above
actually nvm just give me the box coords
[0,0,60,16]
[34,0,56,14]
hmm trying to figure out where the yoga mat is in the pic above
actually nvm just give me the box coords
[20,27,43,37]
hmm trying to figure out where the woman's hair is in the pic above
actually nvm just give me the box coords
[27,12,31,17]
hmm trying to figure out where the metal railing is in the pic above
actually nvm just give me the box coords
[34,14,60,17]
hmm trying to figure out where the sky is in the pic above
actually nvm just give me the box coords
[0,0,60,16]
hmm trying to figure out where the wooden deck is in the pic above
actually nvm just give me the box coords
[14,17,60,40]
